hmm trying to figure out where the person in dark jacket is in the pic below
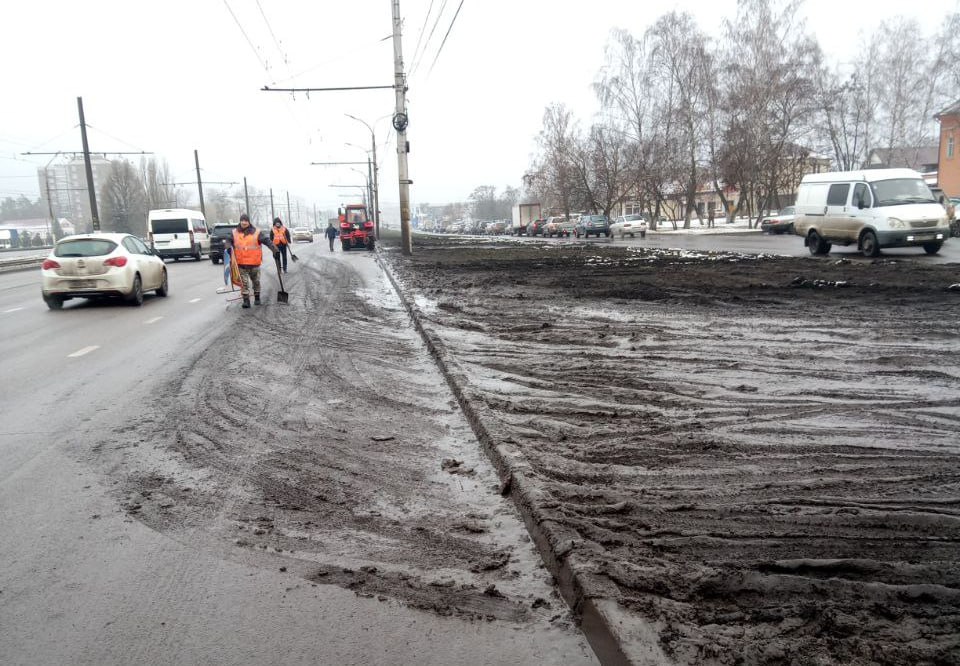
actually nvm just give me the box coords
[225,213,279,308]
[324,221,339,252]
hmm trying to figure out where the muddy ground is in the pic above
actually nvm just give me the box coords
[88,250,596,663]
[381,235,960,665]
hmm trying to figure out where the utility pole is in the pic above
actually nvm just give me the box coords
[392,0,412,255]
[270,188,275,222]
[371,140,380,239]
[243,177,250,217]
[313,204,317,230]
[77,97,100,232]
[286,191,291,225]
[194,149,205,217]
[366,157,374,228]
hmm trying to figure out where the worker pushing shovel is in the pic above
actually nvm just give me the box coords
[223,213,280,309]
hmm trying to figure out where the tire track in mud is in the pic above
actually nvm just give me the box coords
[90,250,589,633]
[383,242,960,665]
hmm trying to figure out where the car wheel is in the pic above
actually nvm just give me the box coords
[193,245,201,261]
[44,295,64,310]
[860,230,880,258]
[128,275,144,306]
[156,269,168,297]
[807,231,828,256]
[922,241,943,255]
[211,255,219,264]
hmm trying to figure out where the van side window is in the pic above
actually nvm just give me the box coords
[827,184,850,206]
[851,183,871,208]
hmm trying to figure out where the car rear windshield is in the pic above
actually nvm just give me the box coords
[584,215,608,222]
[151,218,189,234]
[54,239,118,257]
[624,214,644,221]
[212,226,235,238]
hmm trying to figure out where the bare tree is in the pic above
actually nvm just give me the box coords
[100,160,146,236]
[718,0,820,226]
[530,103,582,220]
[140,157,176,211]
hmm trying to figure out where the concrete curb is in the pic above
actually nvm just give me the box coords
[376,251,669,666]
[0,257,43,274]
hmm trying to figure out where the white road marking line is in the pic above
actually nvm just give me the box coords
[189,298,202,303]
[2,307,24,314]
[68,345,99,358]
[145,316,163,324]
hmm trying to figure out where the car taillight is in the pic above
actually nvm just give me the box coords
[42,259,60,270]
[189,230,195,243]
[104,256,128,268]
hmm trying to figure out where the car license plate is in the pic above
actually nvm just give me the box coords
[71,280,96,289]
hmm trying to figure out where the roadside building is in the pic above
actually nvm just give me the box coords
[935,99,960,197]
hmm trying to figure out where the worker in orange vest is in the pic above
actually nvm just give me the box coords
[271,217,292,273]
[227,213,279,309]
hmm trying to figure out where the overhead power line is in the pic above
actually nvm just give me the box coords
[410,0,449,76]
[223,0,270,71]
[410,0,436,71]
[429,0,465,75]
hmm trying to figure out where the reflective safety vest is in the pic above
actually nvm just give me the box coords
[272,226,288,246]
[233,227,263,266]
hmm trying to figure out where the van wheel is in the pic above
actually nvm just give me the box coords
[860,230,880,258]
[193,245,201,261]
[922,241,943,255]
[807,231,829,256]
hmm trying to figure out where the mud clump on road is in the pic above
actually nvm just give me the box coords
[382,237,960,665]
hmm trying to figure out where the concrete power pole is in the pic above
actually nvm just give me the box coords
[391,0,412,255]
[286,191,291,225]
[194,149,205,217]
[243,177,250,218]
[270,188,275,222]
[77,97,100,232]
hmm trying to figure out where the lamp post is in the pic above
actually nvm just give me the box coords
[345,114,383,239]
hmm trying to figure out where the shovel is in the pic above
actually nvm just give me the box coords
[289,247,299,262]
[274,254,289,304]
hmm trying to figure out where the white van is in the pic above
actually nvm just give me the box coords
[792,169,950,257]
[147,208,210,261]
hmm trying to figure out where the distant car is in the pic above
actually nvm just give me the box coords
[529,218,548,236]
[760,206,796,234]
[292,227,313,242]
[209,223,235,264]
[557,217,578,237]
[574,214,610,238]
[542,216,565,237]
[485,220,508,235]
[610,214,648,238]
[41,233,168,309]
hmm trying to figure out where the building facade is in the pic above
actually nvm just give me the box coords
[37,156,112,228]
[936,99,960,197]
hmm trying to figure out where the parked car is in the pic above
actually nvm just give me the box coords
[558,217,578,237]
[528,218,548,236]
[574,214,610,238]
[147,208,209,261]
[485,220,509,235]
[292,227,313,242]
[542,216,565,237]
[209,223,235,264]
[41,233,168,309]
[610,214,648,238]
[760,206,796,234]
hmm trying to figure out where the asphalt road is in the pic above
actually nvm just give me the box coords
[0,247,596,666]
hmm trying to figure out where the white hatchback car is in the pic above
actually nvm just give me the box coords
[291,227,314,242]
[41,233,168,309]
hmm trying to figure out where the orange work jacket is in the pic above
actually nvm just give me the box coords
[233,228,263,266]
[272,226,288,246]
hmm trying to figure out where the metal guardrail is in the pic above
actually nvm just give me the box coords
[0,256,44,273]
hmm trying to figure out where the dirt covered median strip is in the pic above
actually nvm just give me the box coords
[382,239,960,665]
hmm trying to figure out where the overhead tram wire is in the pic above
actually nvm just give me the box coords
[410,0,450,77]
[409,0,437,74]
[223,0,270,72]
[428,0,465,75]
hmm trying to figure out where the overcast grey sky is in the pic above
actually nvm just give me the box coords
[0,0,955,217]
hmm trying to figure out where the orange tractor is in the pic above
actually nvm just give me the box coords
[338,204,375,251]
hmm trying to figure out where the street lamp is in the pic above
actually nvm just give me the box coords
[345,113,388,239]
